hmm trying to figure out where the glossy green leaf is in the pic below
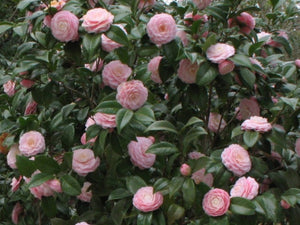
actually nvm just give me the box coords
[35,155,60,174]
[16,155,36,177]
[108,188,132,201]
[169,177,184,197]
[153,178,169,193]
[116,108,134,133]
[82,33,102,61]
[281,188,300,206]
[126,176,147,194]
[146,142,178,156]
[106,25,129,46]
[62,124,75,147]
[209,216,229,225]
[239,68,256,89]
[230,197,256,215]
[181,117,204,131]
[280,97,298,110]
[137,213,153,225]
[134,106,155,123]
[112,199,130,225]
[231,126,243,138]
[243,131,259,147]
[167,204,185,225]
[253,192,280,222]
[17,0,39,10]
[182,178,196,207]
[145,120,178,134]
[28,173,54,188]
[94,101,122,114]
[196,62,218,86]
[0,24,12,34]
[60,175,81,196]
[162,39,179,63]
[159,57,175,82]
[42,197,57,218]
[230,54,253,69]
[86,124,102,140]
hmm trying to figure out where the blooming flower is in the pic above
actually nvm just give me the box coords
[230,176,259,200]
[218,60,235,75]
[177,59,199,84]
[101,24,127,52]
[77,182,92,202]
[19,131,45,157]
[202,188,230,217]
[7,144,21,169]
[206,43,235,64]
[3,80,16,97]
[191,168,214,186]
[133,186,163,212]
[72,149,100,176]
[241,116,272,133]
[82,8,114,33]
[93,112,116,129]
[228,12,256,34]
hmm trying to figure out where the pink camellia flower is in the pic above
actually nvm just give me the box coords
[295,59,300,68]
[75,222,90,225]
[46,179,62,193]
[280,199,291,209]
[25,101,38,115]
[221,144,251,176]
[50,10,79,42]
[72,149,100,176]
[188,151,205,160]
[20,79,35,88]
[85,117,96,130]
[93,112,116,129]
[138,0,156,9]
[208,112,227,133]
[43,15,52,28]
[128,136,156,169]
[101,24,127,52]
[7,144,21,169]
[11,176,23,192]
[267,30,288,48]
[180,163,191,176]
[19,131,45,157]
[176,30,189,47]
[202,188,230,217]
[230,176,259,200]
[133,186,163,212]
[236,97,260,121]
[228,12,255,35]
[192,168,214,187]
[218,60,235,75]
[184,12,208,26]
[12,202,23,225]
[146,13,177,45]
[102,60,132,89]
[85,58,103,72]
[295,137,300,156]
[77,182,92,202]
[177,59,199,84]
[82,8,114,33]
[80,133,97,145]
[206,43,235,64]
[3,80,16,97]
[148,56,163,84]
[116,80,148,110]
[241,116,272,133]
[193,0,212,10]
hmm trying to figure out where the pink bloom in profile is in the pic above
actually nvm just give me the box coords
[207,43,235,64]
[221,144,251,176]
[148,56,163,84]
[19,131,45,157]
[295,137,300,156]
[230,176,259,200]
[80,133,97,145]
[267,30,289,48]
[85,58,103,72]
[116,80,148,110]
[3,80,16,97]
[236,97,260,121]
[133,186,163,212]
[218,60,235,75]
[176,30,189,47]
[180,163,191,176]
[101,24,127,52]
[128,136,156,169]
[228,12,255,34]
[208,112,227,133]
[76,222,90,225]
[51,11,79,42]
[77,182,92,202]
[102,60,132,89]
[280,200,291,209]
[177,59,199,84]
[146,13,177,45]
[25,101,38,115]
[7,144,21,169]
[82,8,114,33]
[241,116,272,133]
[85,117,96,130]
[202,188,230,217]
[188,151,205,160]
[193,0,212,10]
[138,0,156,9]
[192,168,214,186]
[11,176,23,192]
[12,202,23,224]
[20,79,35,88]
[295,59,300,68]
[72,149,100,176]
[93,112,116,129]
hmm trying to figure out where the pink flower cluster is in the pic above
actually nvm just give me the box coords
[82,8,114,33]
[72,149,100,176]
[133,186,163,212]
[230,176,259,200]
[241,116,272,133]
[177,59,199,84]
[202,188,230,217]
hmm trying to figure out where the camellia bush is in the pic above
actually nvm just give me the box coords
[1,0,300,224]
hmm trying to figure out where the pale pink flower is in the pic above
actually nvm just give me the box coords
[75,222,90,225]
[180,163,191,176]
[46,179,62,193]
[193,0,212,10]
[116,80,148,110]
[20,79,35,88]
[177,59,199,84]
[12,202,23,224]
[3,80,16,97]
[295,59,300,68]
[77,182,92,202]
[208,112,227,133]
[72,149,100,176]
[102,60,132,89]
[80,133,97,145]
[176,30,189,47]
[128,136,155,169]
[295,137,300,156]
[51,11,79,42]
[241,116,272,133]
[267,30,288,48]
[85,58,103,72]
[25,101,38,115]
[19,131,45,157]
[11,176,22,192]
[82,8,114,33]
[188,151,205,160]
[228,12,255,34]
[85,117,96,130]
[133,186,163,212]
[202,188,230,217]
[236,97,260,121]
[230,176,259,200]
[101,24,127,52]
[43,15,52,28]
[184,12,208,25]
[280,200,291,209]
[146,13,177,45]
[7,144,21,169]
[206,43,235,64]
[221,144,251,176]
[138,0,156,9]
[218,60,235,75]
[93,112,116,129]
[192,168,214,186]
[148,56,163,84]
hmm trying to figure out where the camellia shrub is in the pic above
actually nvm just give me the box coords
[1,0,300,224]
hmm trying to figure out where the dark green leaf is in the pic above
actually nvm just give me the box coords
[146,142,178,156]
[280,97,298,110]
[108,188,132,201]
[196,62,218,86]
[145,120,177,134]
[182,179,195,207]
[272,36,292,55]
[94,101,122,114]
[243,131,259,147]
[253,192,280,222]
[86,124,102,140]
[17,0,39,10]
[134,107,155,123]
[126,176,147,194]
[42,197,57,218]
[82,34,102,61]
[202,34,217,52]
[137,213,153,225]
[181,117,203,131]
[28,173,54,188]
[111,199,130,225]
[282,188,300,206]
[16,155,36,177]
[62,124,75,148]
[162,39,179,64]
[158,57,174,82]
[167,204,185,225]
[231,126,243,138]
[35,155,60,174]
[230,197,256,215]
[239,68,256,89]
[153,178,169,193]
[209,216,229,225]
[116,108,134,133]
[106,25,129,46]
[230,54,253,69]
[0,24,12,34]
[169,177,184,198]
[60,175,81,196]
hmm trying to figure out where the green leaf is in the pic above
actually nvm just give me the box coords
[282,188,300,206]
[159,57,174,82]
[253,192,280,222]
[16,155,36,177]
[60,175,81,196]
[77,107,89,122]
[280,97,298,110]
[108,188,132,201]
[17,0,39,10]
[62,124,75,148]
[272,36,292,55]
[126,176,147,194]
[206,6,227,22]
[134,107,155,123]
[106,25,129,46]
[28,173,54,188]
[82,34,102,61]
[51,218,71,225]
[167,204,185,225]
[196,62,218,86]
[162,39,179,64]
[116,108,134,133]
[137,213,153,225]
[94,100,122,114]
[112,199,130,225]
[153,178,169,193]
[202,34,217,52]
[42,197,57,218]
[230,197,256,215]
[243,131,259,147]
[86,124,102,140]
[230,54,253,69]
[50,112,63,130]
[239,68,256,89]
[35,155,60,174]
[249,42,265,56]
[93,129,108,156]
[182,179,195,208]
[145,120,178,134]
[0,119,15,133]
[146,142,178,156]
[231,126,243,138]
[209,216,229,225]
[181,117,203,131]
[0,24,12,35]
[169,177,185,197]
[61,103,76,119]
